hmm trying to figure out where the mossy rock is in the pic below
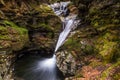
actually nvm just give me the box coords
[0,20,29,51]
[95,31,120,62]
[35,4,54,16]
[63,31,96,56]
[63,35,81,53]
[113,72,120,80]
[101,61,120,80]
[89,1,120,29]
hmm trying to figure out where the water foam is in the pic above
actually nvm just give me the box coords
[33,1,79,80]
[37,55,56,69]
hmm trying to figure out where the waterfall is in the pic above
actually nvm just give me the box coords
[50,1,70,16]
[35,2,80,80]
[14,1,80,80]
[54,17,76,52]
[50,2,80,53]
[35,55,57,80]
[26,2,80,80]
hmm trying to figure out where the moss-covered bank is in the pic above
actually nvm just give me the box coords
[60,0,120,79]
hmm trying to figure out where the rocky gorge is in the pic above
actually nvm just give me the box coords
[0,0,120,80]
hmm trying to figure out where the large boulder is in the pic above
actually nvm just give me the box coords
[56,51,77,76]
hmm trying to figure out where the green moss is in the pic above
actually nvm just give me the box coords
[46,32,54,38]
[113,73,120,80]
[83,45,95,54]
[101,61,120,80]
[64,37,81,52]
[0,24,10,40]
[35,4,54,16]
[75,73,84,78]
[0,35,11,40]
[96,31,120,62]
[93,22,99,27]
[89,1,119,30]
[89,61,102,68]
[0,26,8,35]
[112,19,120,24]
[103,32,119,41]
[3,20,28,35]
[30,22,55,38]
[0,20,29,51]
[38,23,53,31]
[100,41,116,60]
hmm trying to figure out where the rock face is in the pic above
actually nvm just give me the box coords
[56,51,76,76]
[0,0,62,80]
[0,20,29,80]
[59,0,120,79]
[0,21,29,51]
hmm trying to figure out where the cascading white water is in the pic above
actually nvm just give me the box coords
[37,55,56,69]
[35,54,57,80]
[51,1,80,52]
[54,17,77,52]
[14,2,80,80]
[34,2,79,80]
[50,1,70,16]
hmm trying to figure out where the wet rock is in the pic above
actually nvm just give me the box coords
[0,52,15,80]
[56,51,77,76]
[68,5,78,14]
